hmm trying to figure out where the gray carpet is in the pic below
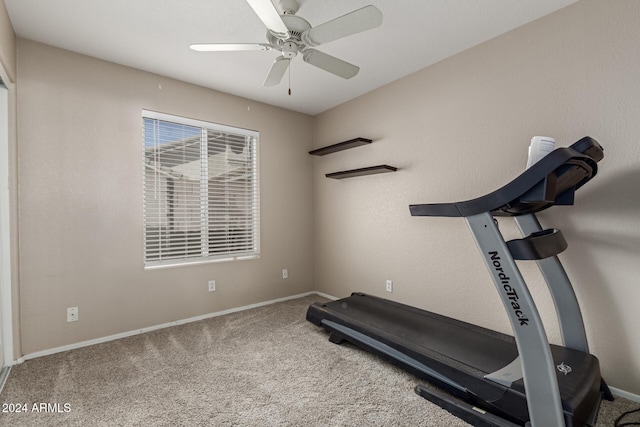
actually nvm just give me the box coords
[0,295,637,426]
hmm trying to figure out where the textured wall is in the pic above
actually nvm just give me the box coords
[16,39,315,355]
[313,0,640,395]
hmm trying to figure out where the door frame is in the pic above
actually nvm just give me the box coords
[0,66,15,369]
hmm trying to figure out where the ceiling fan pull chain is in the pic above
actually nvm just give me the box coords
[288,60,292,96]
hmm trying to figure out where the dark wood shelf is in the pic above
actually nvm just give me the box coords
[326,165,398,179]
[309,137,372,156]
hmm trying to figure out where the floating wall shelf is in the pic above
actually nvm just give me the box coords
[326,165,398,179]
[309,137,372,156]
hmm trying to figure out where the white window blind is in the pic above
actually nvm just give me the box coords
[142,111,259,268]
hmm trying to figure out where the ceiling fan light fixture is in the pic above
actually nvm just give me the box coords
[281,42,298,59]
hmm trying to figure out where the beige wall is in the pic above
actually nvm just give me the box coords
[313,0,640,395]
[16,39,315,355]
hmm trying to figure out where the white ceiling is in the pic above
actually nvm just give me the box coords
[5,0,577,115]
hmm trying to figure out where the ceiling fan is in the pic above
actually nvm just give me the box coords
[190,0,383,87]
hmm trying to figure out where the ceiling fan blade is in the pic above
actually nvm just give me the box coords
[190,43,272,52]
[302,49,359,79]
[301,5,382,47]
[263,56,290,86]
[246,0,290,40]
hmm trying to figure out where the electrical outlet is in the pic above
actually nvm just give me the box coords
[67,307,78,322]
[282,268,289,279]
[386,280,393,293]
[208,280,216,292]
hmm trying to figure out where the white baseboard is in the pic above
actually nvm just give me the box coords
[610,386,640,403]
[312,291,337,300]
[14,290,640,404]
[19,291,322,362]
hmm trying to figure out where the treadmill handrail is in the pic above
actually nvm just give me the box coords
[514,214,590,353]
[409,137,602,218]
[466,212,566,426]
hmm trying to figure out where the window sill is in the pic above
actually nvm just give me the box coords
[144,254,260,270]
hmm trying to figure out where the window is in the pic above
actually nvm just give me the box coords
[142,110,259,268]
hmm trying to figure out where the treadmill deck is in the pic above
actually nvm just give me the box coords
[307,292,603,425]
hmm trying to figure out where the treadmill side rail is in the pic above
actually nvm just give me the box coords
[415,385,524,427]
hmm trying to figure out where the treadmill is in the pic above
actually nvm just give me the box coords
[307,137,613,427]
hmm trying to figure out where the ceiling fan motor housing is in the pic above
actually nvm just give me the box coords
[266,14,311,55]
[271,14,311,41]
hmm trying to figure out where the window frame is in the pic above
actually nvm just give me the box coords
[142,110,260,269]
